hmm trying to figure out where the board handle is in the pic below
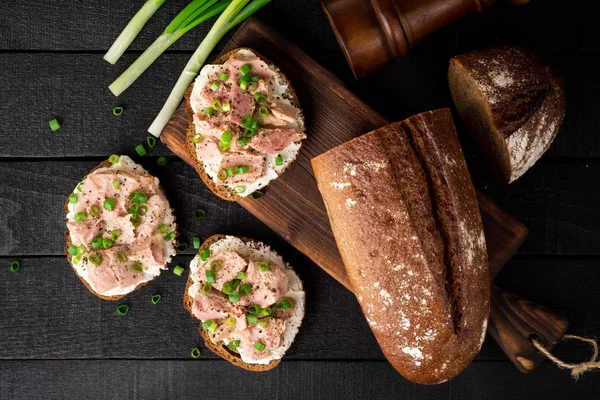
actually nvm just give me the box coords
[489,286,569,372]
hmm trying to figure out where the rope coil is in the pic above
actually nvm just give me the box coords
[531,334,600,379]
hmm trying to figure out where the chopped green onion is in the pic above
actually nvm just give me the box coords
[257,261,269,272]
[103,198,117,211]
[205,269,215,284]
[49,118,61,131]
[221,130,232,143]
[76,182,84,192]
[116,251,128,263]
[202,282,212,294]
[253,341,265,352]
[91,237,103,249]
[68,193,78,204]
[157,156,168,166]
[112,106,124,116]
[243,129,255,138]
[218,140,230,151]
[234,186,246,194]
[129,191,148,203]
[164,232,176,241]
[250,119,259,131]
[73,255,82,264]
[211,98,222,110]
[236,271,247,280]
[116,304,130,316]
[194,208,206,220]
[217,169,228,181]
[193,133,203,143]
[237,165,250,174]
[241,116,252,127]
[247,305,261,314]
[210,260,221,271]
[246,314,258,325]
[227,339,241,352]
[258,319,269,328]
[221,102,231,112]
[258,106,269,117]
[190,347,201,359]
[173,265,184,276]
[131,215,141,228]
[239,80,248,91]
[89,205,101,217]
[193,236,201,249]
[204,107,216,116]
[250,75,259,82]
[135,144,147,156]
[239,283,251,296]
[239,74,250,84]
[103,0,167,64]
[74,211,87,222]
[111,229,122,242]
[151,293,162,305]
[130,262,143,273]
[277,299,293,309]
[237,137,247,147]
[77,245,86,255]
[199,248,211,261]
[240,64,252,76]
[129,203,139,215]
[250,191,264,201]
[275,155,283,166]
[230,279,241,290]
[159,224,170,234]
[222,282,233,295]
[68,245,79,256]
[219,73,229,81]
[254,93,266,103]
[112,180,121,190]
[202,320,218,332]
[138,205,148,216]
[226,316,236,327]
[209,81,221,91]
[177,242,187,253]
[109,154,120,164]
[102,238,114,249]
[228,292,241,303]
[89,254,103,266]
[147,136,157,148]
[260,306,274,317]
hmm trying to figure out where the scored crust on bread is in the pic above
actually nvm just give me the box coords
[64,158,178,301]
[183,234,305,371]
[448,45,565,183]
[312,109,490,384]
[185,47,306,201]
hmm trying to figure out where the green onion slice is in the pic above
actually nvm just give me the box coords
[112,106,124,116]
[239,283,251,296]
[254,93,267,103]
[193,208,206,220]
[217,169,228,181]
[260,306,274,317]
[253,341,266,353]
[102,238,113,249]
[73,255,82,264]
[164,232,176,241]
[151,293,162,305]
[129,191,148,203]
[237,137,247,147]
[116,251,128,263]
[219,73,229,81]
[236,271,247,280]
[234,186,246,194]
[49,118,61,131]
[277,299,293,309]
[111,229,122,242]
[258,319,269,328]
[230,279,241,290]
[222,282,233,295]
[202,320,218,332]
[9,260,20,273]
[240,81,248,91]
[159,224,170,234]
[193,133,203,143]
[226,316,236,327]
[238,166,250,174]
[228,292,241,303]
[275,155,283,166]
[218,140,230,151]
[177,243,187,253]
[209,81,220,91]
[210,260,221,272]
[199,249,211,261]
[103,198,117,211]
[138,205,148,216]
[257,261,269,272]
[240,64,252,76]
[130,262,143,273]
[89,254,103,266]
[74,211,87,222]
[193,236,201,249]
[246,314,258,325]
[190,347,201,359]
[116,304,130,316]
[258,106,269,117]
[250,75,259,82]
[135,144,147,156]
[91,237,103,249]
[68,193,78,204]
[250,191,264,201]
[173,265,184,276]
[89,205,101,217]
[112,180,121,190]
[130,216,141,229]
[77,245,86,255]
[211,98,221,110]
[247,305,261,315]
[221,102,231,112]
[221,130,232,143]
[108,154,120,164]
[227,339,241,352]
[202,282,212,294]
[146,135,157,148]
[204,107,216,116]
[157,156,167,166]
[76,182,84,192]
[205,269,215,284]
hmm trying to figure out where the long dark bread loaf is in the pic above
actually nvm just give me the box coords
[448,45,565,183]
[311,109,490,384]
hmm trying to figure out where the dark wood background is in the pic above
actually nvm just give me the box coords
[0,1,599,398]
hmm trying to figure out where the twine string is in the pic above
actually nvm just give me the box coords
[531,334,600,379]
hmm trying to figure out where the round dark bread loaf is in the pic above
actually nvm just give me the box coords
[312,109,490,384]
[448,45,565,183]
[185,47,305,201]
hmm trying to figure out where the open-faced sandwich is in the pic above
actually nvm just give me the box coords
[184,235,305,371]
[65,155,177,300]
[186,48,306,200]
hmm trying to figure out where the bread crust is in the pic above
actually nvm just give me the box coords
[185,47,305,201]
[312,109,490,384]
[448,45,565,183]
[64,159,177,301]
[183,234,305,371]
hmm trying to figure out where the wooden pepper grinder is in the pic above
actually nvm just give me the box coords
[322,0,530,78]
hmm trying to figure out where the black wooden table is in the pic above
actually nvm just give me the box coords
[1,1,599,399]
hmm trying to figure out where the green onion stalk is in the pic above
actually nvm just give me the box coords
[148,0,271,137]
[109,0,231,96]
[104,0,167,65]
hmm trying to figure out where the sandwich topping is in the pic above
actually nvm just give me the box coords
[188,236,305,365]
[66,155,177,296]
[190,49,306,196]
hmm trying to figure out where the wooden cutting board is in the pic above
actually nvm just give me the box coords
[161,18,568,372]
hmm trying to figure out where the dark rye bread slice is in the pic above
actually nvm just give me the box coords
[185,47,305,201]
[311,109,490,385]
[64,158,178,301]
[183,234,304,372]
[448,45,565,183]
